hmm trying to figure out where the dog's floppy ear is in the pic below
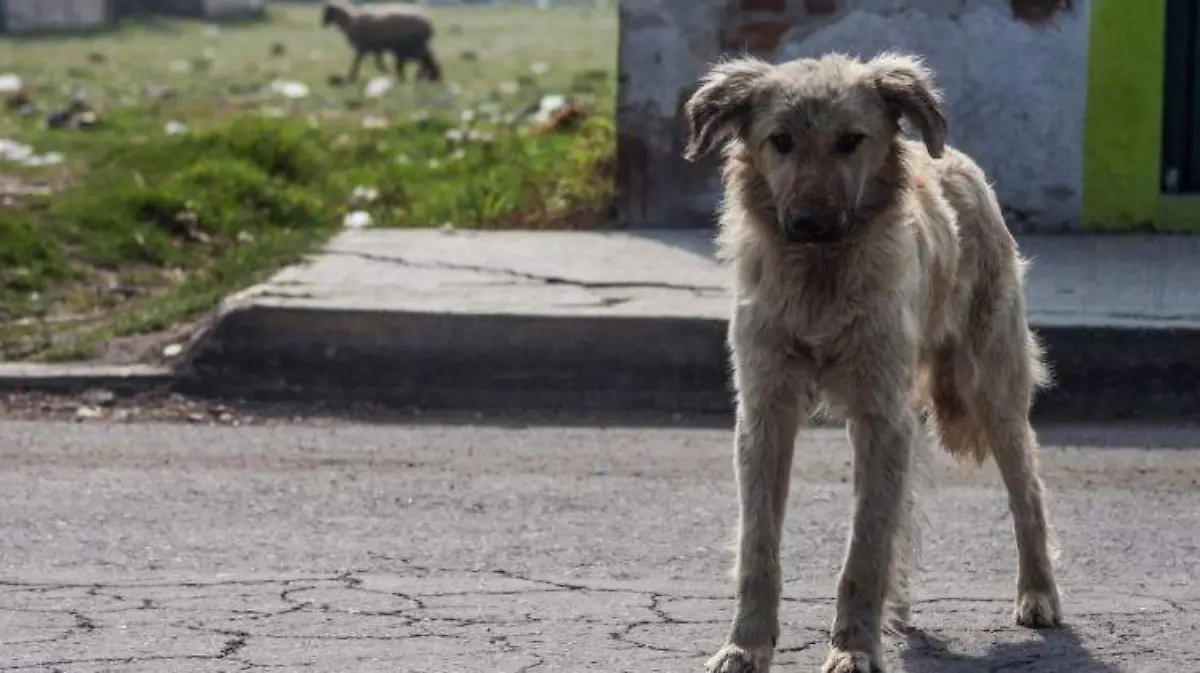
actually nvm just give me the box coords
[682,57,772,162]
[870,52,948,159]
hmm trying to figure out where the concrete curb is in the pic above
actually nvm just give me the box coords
[175,304,733,413]
[0,364,174,396]
[171,303,1200,423]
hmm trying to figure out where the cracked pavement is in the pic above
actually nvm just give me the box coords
[1,417,1199,671]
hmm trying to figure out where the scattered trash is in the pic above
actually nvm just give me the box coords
[342,210,373,229]
[144,83,177,102]
[46,99,100,130]
[361,115,388,129]
[349,185,379,205]
[4,89,31,110]
[0,74,22,93]
[267,79,310,100]
[363,75,394,99]
[0,138,64,167]
[21,151,65,167]
[162,343,184,358]
[535,97,591,134]
[164,120,188,135]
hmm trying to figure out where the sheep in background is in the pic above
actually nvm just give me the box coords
[320,2,443,85]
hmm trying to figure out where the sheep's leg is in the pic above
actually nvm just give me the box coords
[415,47,442,83]
[391,52,408,82]
[347,51,365,82]
[373,51,389,74]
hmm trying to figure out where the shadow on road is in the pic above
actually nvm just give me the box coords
[900,624,1122,673]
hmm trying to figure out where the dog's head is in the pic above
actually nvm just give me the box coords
[683,52,947,245]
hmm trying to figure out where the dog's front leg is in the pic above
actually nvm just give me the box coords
[823,407,918,673]
[708,336,809,673]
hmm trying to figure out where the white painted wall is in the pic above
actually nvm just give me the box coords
[772,0,1091,230]
[4,0,111,33]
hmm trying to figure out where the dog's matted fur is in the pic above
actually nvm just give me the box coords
[682,51,1062,673]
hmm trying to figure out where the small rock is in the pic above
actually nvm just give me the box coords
[162,343,183,358]
[81,388,115,407]
[185,413,205,424]
[164,120,188,135]
[75,405,103,421]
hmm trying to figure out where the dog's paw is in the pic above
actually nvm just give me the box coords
[1015,588,1062,629]
[821,648,883,673]
[706,642,772,673]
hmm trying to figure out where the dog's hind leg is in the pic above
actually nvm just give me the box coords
[707,318,811,673]
[970,312,1061,629]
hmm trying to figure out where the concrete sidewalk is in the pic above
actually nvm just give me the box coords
[172,229,1200,420]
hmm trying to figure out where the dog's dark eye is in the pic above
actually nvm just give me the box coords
[835,133,866,154]
[768,133,793,154]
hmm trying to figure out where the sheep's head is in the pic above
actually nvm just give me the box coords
[320,3,346,27]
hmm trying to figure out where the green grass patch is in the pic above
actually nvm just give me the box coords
[0,4,618,361]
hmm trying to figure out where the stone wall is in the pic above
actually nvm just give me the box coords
[617,0,1088,231]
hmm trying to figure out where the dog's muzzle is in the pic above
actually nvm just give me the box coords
[782,213,845,244]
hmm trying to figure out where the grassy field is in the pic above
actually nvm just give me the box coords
[0,3,619,362]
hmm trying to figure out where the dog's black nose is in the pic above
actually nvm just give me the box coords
[789,216,820,234]
[785,215,832,242]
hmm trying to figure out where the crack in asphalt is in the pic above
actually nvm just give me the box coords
[1,562,1193,671]
[327,250,726,294]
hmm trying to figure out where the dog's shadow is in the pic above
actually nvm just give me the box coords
[898,624,1121,673]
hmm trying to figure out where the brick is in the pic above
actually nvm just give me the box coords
[725,20,792,53]
[805,0,838,15]
[741,0,788,12]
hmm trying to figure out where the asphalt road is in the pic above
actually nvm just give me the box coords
[1,416,1198,672]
